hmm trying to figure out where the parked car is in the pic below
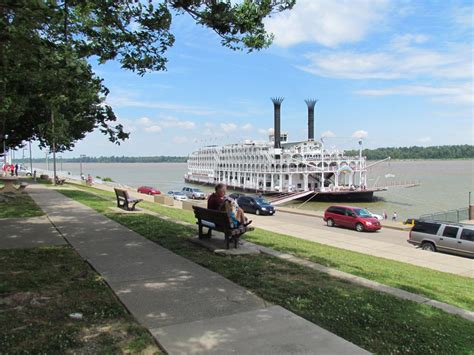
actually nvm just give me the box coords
[407,221,474,257]
[137,186,161,195]
[167,191,188,201]
[229,193,246,200]
[236,195,275,215]
[182,187,205,199]
[15,165,32,176]
[323,205,382,232]
[367,210,383,221]
[403,218,418,226]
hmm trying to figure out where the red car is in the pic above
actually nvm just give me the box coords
[323,205,381,232]
[137,186,161,195]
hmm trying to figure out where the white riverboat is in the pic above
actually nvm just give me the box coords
[185,99,387,202]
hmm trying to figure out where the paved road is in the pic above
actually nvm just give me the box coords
[250,209,474,278]
[256,211,410,247]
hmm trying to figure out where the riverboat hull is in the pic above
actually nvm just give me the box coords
[184,176,383,202]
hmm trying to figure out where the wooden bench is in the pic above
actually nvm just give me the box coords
[114,188,143,211]
[192,206,254,249]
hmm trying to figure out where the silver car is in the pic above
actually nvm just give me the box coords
[182,187,206,199]
[407,221,474,258]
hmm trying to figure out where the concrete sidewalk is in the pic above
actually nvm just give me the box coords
[27,185,368,354]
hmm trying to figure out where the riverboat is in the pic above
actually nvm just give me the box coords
[185,98,387,202]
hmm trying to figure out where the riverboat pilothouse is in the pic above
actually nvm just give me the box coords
[185,98,387,202]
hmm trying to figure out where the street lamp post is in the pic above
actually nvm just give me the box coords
[80,154,86,178]
[2,134,8,167]
[358,139,363,189]
[29,141,33,175]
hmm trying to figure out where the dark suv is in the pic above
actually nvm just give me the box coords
[324,205,381,232]
[237,196,275,215]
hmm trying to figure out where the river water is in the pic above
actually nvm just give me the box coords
[33,160,474,220]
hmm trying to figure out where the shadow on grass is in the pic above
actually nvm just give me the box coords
[107,213,474,354]
[0,246,159,353]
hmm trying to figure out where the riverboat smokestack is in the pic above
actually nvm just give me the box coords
[305,99,317,141]
[271,97,284,149]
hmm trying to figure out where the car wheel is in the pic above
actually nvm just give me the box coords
[421,242,436,252]
[356,223,364,232]
[327,218,334,227]
[255,209,260,215]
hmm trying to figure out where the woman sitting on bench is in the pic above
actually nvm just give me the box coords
[207,183,251,228]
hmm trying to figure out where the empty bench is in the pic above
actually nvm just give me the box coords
[192,206,254,249]
[114,188,143,211]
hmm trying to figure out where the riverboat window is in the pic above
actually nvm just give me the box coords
[460,228,474,242]
[442,226,459,239]
[412,222,441,235]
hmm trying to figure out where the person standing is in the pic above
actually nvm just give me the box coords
[392,211,397,221]
[10,164,14,176]
[383,211,387,220]
[14,164,18,176]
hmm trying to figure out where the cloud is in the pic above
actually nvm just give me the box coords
[299,36,471,80]
[418,137,431,143]
[241,123,253,131]
[220,123,237,132]
[172,136,189,144]
[355,83,473,105]
[137,117,153,126]
[264,0,389,47]
[321,130,336,138]
[107,92,215,116]
[145,125,162,133]
[160,116,196,129]
[352,130,368,138]
[452,6,474,29]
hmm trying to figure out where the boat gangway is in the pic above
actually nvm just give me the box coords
[269,190,314,205]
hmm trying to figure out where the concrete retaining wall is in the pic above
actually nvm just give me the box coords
[154,195,174,206]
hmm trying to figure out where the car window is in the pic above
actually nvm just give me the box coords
[412,222,441,235]
[460,228,474,242]
[327,207,336,213]
[354,208,372,217]
[442,226,459,238]
[345,209,356,217]
[334,207,345,215]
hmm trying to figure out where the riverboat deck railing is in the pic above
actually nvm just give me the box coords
[419,207,469,223]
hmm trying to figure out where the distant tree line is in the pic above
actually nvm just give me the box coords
[345,145,474,160]
[17,156,187,163]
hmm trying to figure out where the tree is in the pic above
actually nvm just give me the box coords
[0,0,295,153]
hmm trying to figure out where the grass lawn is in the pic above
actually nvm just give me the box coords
[58,188,474,354]
[0,246,160,354]
[0,194,44,218]
[66,184,474,311]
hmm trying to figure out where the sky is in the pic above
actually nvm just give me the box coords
[31,0,473,158]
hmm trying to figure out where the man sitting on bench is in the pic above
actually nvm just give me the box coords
[208,183,251,227]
